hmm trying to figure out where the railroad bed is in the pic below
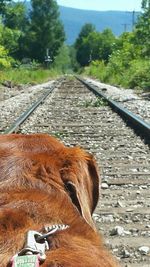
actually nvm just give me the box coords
[0,80,60,133]
[1,77,150,266]
[85,77,150,125]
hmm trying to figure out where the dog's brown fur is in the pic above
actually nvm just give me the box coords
[0,134,119,267]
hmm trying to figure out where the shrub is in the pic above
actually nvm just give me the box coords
[0,45,14,69]
[84,60,107,81]
[127,59,150,90]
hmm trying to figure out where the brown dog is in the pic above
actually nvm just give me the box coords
[0,134,119,267]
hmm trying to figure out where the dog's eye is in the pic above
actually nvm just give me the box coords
[64,182,82,215]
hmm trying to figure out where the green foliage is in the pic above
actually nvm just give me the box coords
[75,23,95,49]
[0,0,65,63]
[77,31,102,66]
[134,1,150,57]
[69,45,80,72]
[0,68,61,85]
[84,60,107,81]
[0,23,21,57]
[75,26,116,67]
[126,59,150,89]
[0,45,14,69]
[106,32,141,74]
[3,2,27,30]
[83,5,150,92]
[84,58,150,90]
[75,23,96,66]
[53,44,72,73]
[99,29,116,62]
[0,0,11,14]
[81,97,107,107]
[26,0,65,63]
[142,0,150,9]
[0,2,27,59]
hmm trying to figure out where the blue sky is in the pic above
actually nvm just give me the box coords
[56,0,142,11]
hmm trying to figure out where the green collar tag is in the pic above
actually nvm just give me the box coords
[13,255,39,267]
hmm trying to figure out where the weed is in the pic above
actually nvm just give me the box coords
[81,97,107,107]
[0,68,62,85]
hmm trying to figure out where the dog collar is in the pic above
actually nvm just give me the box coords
[10,224,69,267]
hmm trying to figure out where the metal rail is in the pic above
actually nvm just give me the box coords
[3,81,60,134]
[76,76,150,144]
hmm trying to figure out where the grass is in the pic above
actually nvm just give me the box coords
[81,97,107,107]
[83,59,150,91]
[0,68,62,85]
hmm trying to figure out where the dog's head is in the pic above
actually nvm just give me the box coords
[0,135,121,267]
[0,134,100,230]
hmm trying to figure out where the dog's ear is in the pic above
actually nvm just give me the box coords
[60,147,100,229]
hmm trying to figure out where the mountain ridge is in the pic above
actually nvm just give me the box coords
[59,6,140,44]
[25,2,141,44]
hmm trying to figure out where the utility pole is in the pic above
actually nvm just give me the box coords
[122,23,130,32]
[127,10,137,30]
[132,10,136,30]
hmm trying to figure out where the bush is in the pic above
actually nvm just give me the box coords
[83,58,150,91]
[0,45,14,69]
[127,59,150,90]
[0,68,62,85]
[84,60,107,81]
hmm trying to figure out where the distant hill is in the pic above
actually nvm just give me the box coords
[59,6,140,44]
[25,2,141,45]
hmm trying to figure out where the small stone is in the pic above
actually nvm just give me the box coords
[92,213,100,221]
[127,155,133,160]
[101,182,109,189]
[113,248,118,253]
[131,168,138,172]
[110,226,125,236]
[138,246,150,255]
[132,216,140,222]
[126,208,134,212]
[124,230,131,235]
[102,215,114,223]
[140,185,148,189]
[117,200,125,208]
[122,249,131,258]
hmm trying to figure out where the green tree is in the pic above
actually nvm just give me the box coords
[27,0,65,63]
[75,23,95,49]
[0,23,21,57]
[75,27,116,67]
[99,29,116,62]
[134,0,150,57]
[76,31,102,66]
[74,23,96,66]
[0,44,13,69]
[141,0,150,9]
[69,45,80,71]
[0,1,28,59]
[3,2,27,31]
[0,0,11,15]
[54,44,72,72]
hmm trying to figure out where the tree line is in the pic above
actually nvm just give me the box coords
[0,0,65,67]
[0,0,149,90]
[75,0,150,90]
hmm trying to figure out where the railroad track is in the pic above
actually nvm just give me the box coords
[1,76,150,267]
[0,79,62,134]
